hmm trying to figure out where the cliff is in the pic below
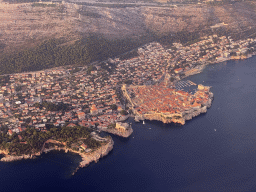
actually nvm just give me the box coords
[77,137,114,169]
[0,154,38,162]
[0,137,114,175]
[136,103,211,125]
[102,127,133,138]
[143,113,185,125]
[99,122,133,138]
[132,87,214,125]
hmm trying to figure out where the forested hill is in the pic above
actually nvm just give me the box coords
[0,30,204,75]
[0,35,149,75]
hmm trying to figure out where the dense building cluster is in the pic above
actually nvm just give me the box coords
[0,35,255,135]
[126,83,210,115]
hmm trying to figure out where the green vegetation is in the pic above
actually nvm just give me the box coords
[0,43,6,53]
[173,115,181,119]
[110,104,117,110]
[33,101,70,111]
[186,38,202,46]
[15,85,23,92]
[0,29,208,76]
[78,9,102,18]
[152,30,201,46]
[119,49,139,60]
[0,126,103,156]
[85,137,101,149]
[0,34,148,75]
[70,67,81,74]
[0,75,10,86]
[123,79,133,85]
[107,123,116,129]
[120,110,128,115]
[169,77,175,82]
[87,65,97,75]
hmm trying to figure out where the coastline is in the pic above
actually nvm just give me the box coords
[0,137,114,175]
[183,53,256,79]
[128,84,214,126]
[99,121,133,138]
[153,53,256,125]
[0,40,255,176]
[100,127,133,138]
[72,137,114,175]
[134,105,210,125]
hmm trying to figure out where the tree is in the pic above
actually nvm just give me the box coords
[110,104,117,110]
[170,77,175,82]
[120,110,128,115]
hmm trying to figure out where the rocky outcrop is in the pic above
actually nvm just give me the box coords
[0,137,114,176]
[44,137,114,175]
[0,149,8,156]
[183,106,207,121]
[143,113,185,125]
[134,115,145,122]
[73,138,114,174]
[0,151,41,162]
[1,154,36,162]
[102,127,133,138]
[99,122,133,138]
[135,89,214,125]
[117,115,130,122]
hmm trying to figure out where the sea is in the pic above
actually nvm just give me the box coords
[1,56,256,192]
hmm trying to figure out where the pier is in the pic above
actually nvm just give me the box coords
[175,80,197,93]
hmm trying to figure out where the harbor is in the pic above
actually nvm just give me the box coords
[175,80,198,94]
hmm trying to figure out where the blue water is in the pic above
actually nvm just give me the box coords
[1,57,256,192]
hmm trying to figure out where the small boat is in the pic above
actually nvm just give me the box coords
[143,121,145,124]
[214,129,216,131]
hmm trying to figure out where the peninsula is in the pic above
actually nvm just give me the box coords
[0,126,114,173]
[123,83,213,125]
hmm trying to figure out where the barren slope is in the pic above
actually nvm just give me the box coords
[1,1,256,53]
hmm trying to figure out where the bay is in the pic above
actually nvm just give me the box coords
[1,56,256,192]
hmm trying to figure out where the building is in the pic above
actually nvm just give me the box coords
[174,68,183,74]
[90,104,98,115]
[116,122,130,132]
[77,112,86,120]
[80,143,87,150]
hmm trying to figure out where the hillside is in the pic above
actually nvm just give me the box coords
[0,0,256,73]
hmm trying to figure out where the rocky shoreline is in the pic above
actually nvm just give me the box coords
[72,137,114,175]
[182,53,256,79]
[101,127,133,138]
[99,121,133,138]
[1,154,37,162]
[132,52,254,125]
[133,87,214,125]
[0,149,41,162]
[0,137,114,175]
